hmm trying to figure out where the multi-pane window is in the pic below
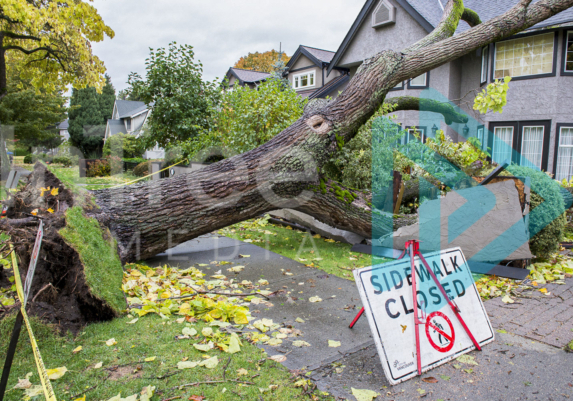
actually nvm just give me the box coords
[293,72,315,89]
[520,126,544,169]
[492,127,514,164]
[565,31,573,72]
[494,32,554,79]
[481,46,489,84]
[409,73,427,87]
[556,127,573,181]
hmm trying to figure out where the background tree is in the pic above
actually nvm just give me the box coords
[233,50,290,73]
[99,75,116,122]
[0,0,114,98]
[117,73,145,102]
[215,78,307,153]
[68,77,115,157]
[127,42,221,149]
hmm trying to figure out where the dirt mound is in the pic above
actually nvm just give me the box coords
[1,163,118,334]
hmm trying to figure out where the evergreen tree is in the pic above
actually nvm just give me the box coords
[68,76,116,157]
[68,86,104,157]
[99,75,116,122]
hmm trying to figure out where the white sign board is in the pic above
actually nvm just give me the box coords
[23,220,43,305]
[353,247,494,385]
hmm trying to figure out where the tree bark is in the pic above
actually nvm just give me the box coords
[3,0,573,328]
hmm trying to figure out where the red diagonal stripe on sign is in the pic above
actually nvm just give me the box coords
[428,321,453,342]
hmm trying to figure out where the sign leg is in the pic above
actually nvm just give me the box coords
[0,311,24,399]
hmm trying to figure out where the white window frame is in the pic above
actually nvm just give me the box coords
[477,126,486,151]
[480,46,489,84]
[492,126,514,164]
[493,32,555,79]
[292,71,316,90]
[555,126,573,182]
[565,31,573,72]
[519,125,545,169]
[125,118,132,132]
[407,72,428,88]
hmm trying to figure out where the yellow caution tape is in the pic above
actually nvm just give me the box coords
[106,158,188,189]
[10,246,57,401]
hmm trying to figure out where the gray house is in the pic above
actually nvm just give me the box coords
[328,0,573,180]
[285,45,350,99]
[57,119,70,141]
[104,99,163,159]
[224,68,271,89]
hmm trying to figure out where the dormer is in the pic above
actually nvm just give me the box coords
[372,0,396,29]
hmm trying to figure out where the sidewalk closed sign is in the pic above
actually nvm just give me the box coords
[354,247,494,385]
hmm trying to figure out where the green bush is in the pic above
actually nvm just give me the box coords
[102,133,144,159]
[122,157,146,164]
[86,159,110,177]
[53,155,73,167]
[133,161,151,177]
[23,154,33,164]
[508,165,570,259]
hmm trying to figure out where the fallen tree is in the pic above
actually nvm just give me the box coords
[3,0,573,330]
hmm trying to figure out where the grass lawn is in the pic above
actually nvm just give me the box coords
[48,166,146,191]
[0,313,329,401]
[218,217,388,281]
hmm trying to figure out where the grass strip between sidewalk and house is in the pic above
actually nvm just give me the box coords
[218,216,386,282]
[59,206,126,315]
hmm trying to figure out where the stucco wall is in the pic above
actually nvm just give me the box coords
[291,54,315,70]
[338,0,428,68]
[457,30,573,173]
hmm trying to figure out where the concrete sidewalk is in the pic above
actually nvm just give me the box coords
[150,234,573,401]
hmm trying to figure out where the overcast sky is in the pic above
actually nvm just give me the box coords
[90,0,364,92]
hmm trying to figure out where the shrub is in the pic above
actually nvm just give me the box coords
[23,154,33,164]
[102,133,144,159]
[86,159,110,177]
[133,161,151,177]
[53,156,73,167]
[107,155,123,173]
[507,165,570,259]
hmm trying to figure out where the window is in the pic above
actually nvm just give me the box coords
[390,81,404,91]
[407,72,429,89]
[126,118,131,131]
[401,127,426,144]
[520,126,545,169]
[293,71,315,90]
[477,125,487,151]
[489,120,551,170]
[563,31,573,74]
[492,127,514,164]
[555,125,573,181]
[493,32,555,79]
[480,46,489,84]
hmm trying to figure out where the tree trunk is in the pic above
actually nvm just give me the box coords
[3,0,573,330]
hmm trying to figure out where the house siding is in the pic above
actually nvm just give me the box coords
[291,55,316,70]
[457,30,573,173]
[338,0,428,68]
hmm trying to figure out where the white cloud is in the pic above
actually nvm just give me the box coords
[91,0,364,91]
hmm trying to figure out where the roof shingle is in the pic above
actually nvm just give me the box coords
[301,46,336,63]
[229,68,271,83]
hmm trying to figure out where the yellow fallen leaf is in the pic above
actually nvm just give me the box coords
[24,386,44,398]
[309,296,322,303]
[199,356,219,369]
[144,356,156,362]
[126,318,138,324]
[72,346,82,354]
[351,388,380,401]
[74,395,86,401]
[94,362,103,369]
[51,188,59,196]
[237,368,248,376]
[325,239,335,243]
[47,208,54,213]
[47,366,68,380]
[177,361,199,369]
[295,317,305,323]
[531,281,538,287]
[12,378,32,389]
[328,340,341,348]
[269,354,287,363]
[31,209,38,216]
[539,288,548,294]
[105,338,117,346]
